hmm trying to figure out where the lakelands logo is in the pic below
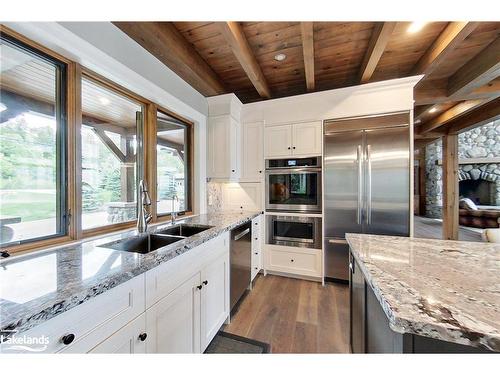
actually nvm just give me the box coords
[1,330,49,352]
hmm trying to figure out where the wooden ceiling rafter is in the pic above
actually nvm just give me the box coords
[113,22,226,97]
[300,22,315,91]
[417,98,490,134]
[446,97,500,134]
[358,22,397,84]
[218,22,272,98]
[411,22,478,76]
[448,36,500,98]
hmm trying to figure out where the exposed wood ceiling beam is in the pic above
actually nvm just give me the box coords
[417,99,488,134]
[446,97,500,134]
[414,77,500,105]
[300,22,315,91]
[218,22,271,98]
[113,22,226,96]
[358,22,397,84]
[448,37,500,98]
[411,22,478,76]
[92,128,127,163]
[414,105,434,122]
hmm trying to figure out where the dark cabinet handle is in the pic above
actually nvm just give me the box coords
[287,147,291,150]
[255,238,258,240]
[259,170,262,173]
[290,259,294,263]
[293,146,296,149]
[138,333,147,342]
[203,280,208,285]
[197,285,203,290]
[232,169,235,172]
[254,252,258,255]
[61,333,75,345]
[255,267,258,270]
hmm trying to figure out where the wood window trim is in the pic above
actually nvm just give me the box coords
[154,104,194,221]
[1,26,197,254]
[0,25,77,254]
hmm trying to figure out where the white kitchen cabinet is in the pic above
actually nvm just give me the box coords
[292,121,322,156]
[264,121,322,158]
[241,121,264,181]
[200,252,230,351]
[145,273,202,353]
[264,124,293,158]
[207,115,241,180]
[266,245,322,278]
[88,314,147,354]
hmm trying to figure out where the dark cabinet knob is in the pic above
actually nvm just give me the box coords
[254,252,258,255]
[259,170,262,173]
[254,238,258,240]
[61,333,75,345]
[287,147,291,150]
[197,285,203,290]
[232,169,235,172]
[138,333,147,342]
[203,280,208,285]
[290,259,294,263]
[255,267,258,270]
[293,146,296,149]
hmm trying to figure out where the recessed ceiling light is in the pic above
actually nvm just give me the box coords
[0,103,6,113]
[274,53,287,62]
[408,22,427,33]
[99,97,111,105]
[428,107,437,113]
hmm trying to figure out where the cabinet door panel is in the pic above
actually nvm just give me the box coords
[200,253,230,351]
[89,314,146,354]
[264,125,292,158]
[292,122,322,156]
[242,122,264,181]
[208,116,230,178]
[146,273,201,353]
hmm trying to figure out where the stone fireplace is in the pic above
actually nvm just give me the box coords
[424,120,500,218]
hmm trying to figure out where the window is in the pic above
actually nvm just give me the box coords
[80,76,143,231]
[0,34,67,247]
[156,110,190,215]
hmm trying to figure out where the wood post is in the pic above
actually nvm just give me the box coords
[442,134,459,240]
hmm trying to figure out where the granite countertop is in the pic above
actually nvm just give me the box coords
[0,211,260,336]
[345,234,500,352]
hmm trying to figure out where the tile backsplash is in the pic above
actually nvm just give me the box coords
[207,181,223,214]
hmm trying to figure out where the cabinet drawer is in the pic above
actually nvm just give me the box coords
[268,249,321,277]
[2,275,145,354]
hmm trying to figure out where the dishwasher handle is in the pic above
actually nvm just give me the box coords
[233,228,250,241]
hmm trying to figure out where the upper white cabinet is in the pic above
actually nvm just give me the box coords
[207,94,243,181]
[207,115,241,180]
[241,121,264,181]
[265,121,322,158]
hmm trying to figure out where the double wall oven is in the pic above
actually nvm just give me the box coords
[265,157,322,249]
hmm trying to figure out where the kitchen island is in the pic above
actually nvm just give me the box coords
[345,234,500,353]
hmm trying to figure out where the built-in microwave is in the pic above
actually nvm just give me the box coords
[267,215,322,249]
[265,157,322,213]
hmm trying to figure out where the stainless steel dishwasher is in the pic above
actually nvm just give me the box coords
[230,221,252,310]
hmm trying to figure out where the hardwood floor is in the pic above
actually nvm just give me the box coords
[414,215,483,242]
[223,274,350,353]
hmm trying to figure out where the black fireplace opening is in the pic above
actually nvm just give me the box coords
[459,179,495,206]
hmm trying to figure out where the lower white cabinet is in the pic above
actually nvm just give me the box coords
[145,273,202,353]
[88,314,147,354]
[200,252,230,351]
[251,215,263,281]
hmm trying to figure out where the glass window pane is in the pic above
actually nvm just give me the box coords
[156,111,188,215]
[0,36,66,246]
[81,77,142,230]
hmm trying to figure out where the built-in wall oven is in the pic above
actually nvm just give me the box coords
[265,157,322,213]
[267,215,322,249]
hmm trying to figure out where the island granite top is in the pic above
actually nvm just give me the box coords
[345,233,500,352]
[0,211,260,336]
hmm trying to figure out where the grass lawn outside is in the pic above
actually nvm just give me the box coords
[0,190,56,222]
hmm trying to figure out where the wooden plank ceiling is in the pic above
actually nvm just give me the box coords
[114,21,500,145]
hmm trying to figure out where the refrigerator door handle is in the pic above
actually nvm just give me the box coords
[366,144,372,225]
[357,145,363,225]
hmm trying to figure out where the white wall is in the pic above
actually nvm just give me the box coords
[4,22,208,214]
[241,76,422,125]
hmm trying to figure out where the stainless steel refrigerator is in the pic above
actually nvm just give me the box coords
[323,112,410,281]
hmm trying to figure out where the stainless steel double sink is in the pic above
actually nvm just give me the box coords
[98,224,213,254]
